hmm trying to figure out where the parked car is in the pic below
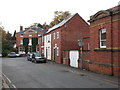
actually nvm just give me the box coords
[8,52,20,57]
[31,53,46,63]
[0,53,2,57]
[27,52,36,61]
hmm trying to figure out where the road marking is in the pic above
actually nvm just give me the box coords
[3,73,12,83]
[12,84,17,89]
[2,73,17,89]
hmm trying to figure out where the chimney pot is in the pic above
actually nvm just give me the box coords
[20,26,23,31]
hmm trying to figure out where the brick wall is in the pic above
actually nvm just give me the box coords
[89,9,120,76]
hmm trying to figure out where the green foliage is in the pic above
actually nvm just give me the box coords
[2,40,14,57]
[32,45,36,52]
[12,30,16,40]
[2,40,13,50]
[32,38,38,52]
[0,26,15,57]
[6,31,12,40]
[0,26,6,40]
[11,48,17,53]
[49,11,71,27]
[23,38,29,54]
[23,38,29,46]
[32,38,38,45]
[25,46,28,54]
[2,50,10,57]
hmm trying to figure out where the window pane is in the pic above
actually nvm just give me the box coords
[101,33,106,40]
[101,41,106,46]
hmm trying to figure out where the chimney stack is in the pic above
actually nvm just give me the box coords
[45,25,49,30]
[20,26,23,31]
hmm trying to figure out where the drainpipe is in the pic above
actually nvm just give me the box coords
[110,11,113,76]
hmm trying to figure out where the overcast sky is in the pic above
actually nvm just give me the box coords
[0,0,119,34]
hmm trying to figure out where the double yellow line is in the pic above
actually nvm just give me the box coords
[2,73,17,89]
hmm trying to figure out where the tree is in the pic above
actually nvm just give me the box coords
[37,23,43,28]
[0,26,6,40]
[0,26,6,54]
[2,40,14,57]
[49,11,71,27]
[6,31,12,40]
[12,30,16,40]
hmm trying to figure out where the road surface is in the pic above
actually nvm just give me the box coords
[2,57,119,88]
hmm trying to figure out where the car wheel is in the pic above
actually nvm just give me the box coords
[44,60,46,63]
[34,60,37,63]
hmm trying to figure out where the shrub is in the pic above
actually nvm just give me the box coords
[2,50,10,57]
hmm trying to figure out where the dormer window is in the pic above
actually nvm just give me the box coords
[100,28,106,48]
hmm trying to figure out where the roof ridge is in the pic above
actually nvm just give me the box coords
[46,13,77,33]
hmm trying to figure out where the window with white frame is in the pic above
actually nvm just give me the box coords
[100,28,106,48]
[38,33,41,37]
[28,39,32,45]
[20,39,23,44]
[42,49,44,54]
[57,32,59,39]
[29,34,32,37]
[20,34,23,37]
[47,35,50,43]
[20,47,24,51]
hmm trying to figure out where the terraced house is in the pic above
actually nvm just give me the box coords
[16,26,47,54]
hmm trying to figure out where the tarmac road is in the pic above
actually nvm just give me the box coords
[2,57,119,88]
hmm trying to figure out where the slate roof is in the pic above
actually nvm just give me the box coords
[16,26,47,34]
[46,13,77,33]
[88,5,120,22]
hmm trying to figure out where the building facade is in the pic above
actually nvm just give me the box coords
[88,5,120,76]
[44,13,90,64]
[44,34,52,60]
[16,26,47,54]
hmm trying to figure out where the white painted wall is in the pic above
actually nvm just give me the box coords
[44,34,51,60]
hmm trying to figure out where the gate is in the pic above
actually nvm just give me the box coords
[69,50,79,68]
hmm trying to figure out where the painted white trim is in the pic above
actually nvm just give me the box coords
[100,28,106,48]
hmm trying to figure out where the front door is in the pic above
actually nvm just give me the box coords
[54,49,57,61]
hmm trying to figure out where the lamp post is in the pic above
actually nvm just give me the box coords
[78,40,84,69]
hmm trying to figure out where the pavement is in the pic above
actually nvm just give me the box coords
[1,57,120,88]
[50,61,120,86]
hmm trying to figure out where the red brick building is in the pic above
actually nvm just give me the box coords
[88,5,120,76]
[45,13,89,64]
[16,26,47,54]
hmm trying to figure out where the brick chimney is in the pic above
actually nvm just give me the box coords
[20,26,23,31]
[45,25,49,30]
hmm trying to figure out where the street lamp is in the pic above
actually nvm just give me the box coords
[78,40,84,69]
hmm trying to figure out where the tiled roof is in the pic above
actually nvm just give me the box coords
[46,13,77,33]
[16,26,47,34]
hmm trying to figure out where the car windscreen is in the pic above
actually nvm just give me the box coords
[35,53,42,57]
